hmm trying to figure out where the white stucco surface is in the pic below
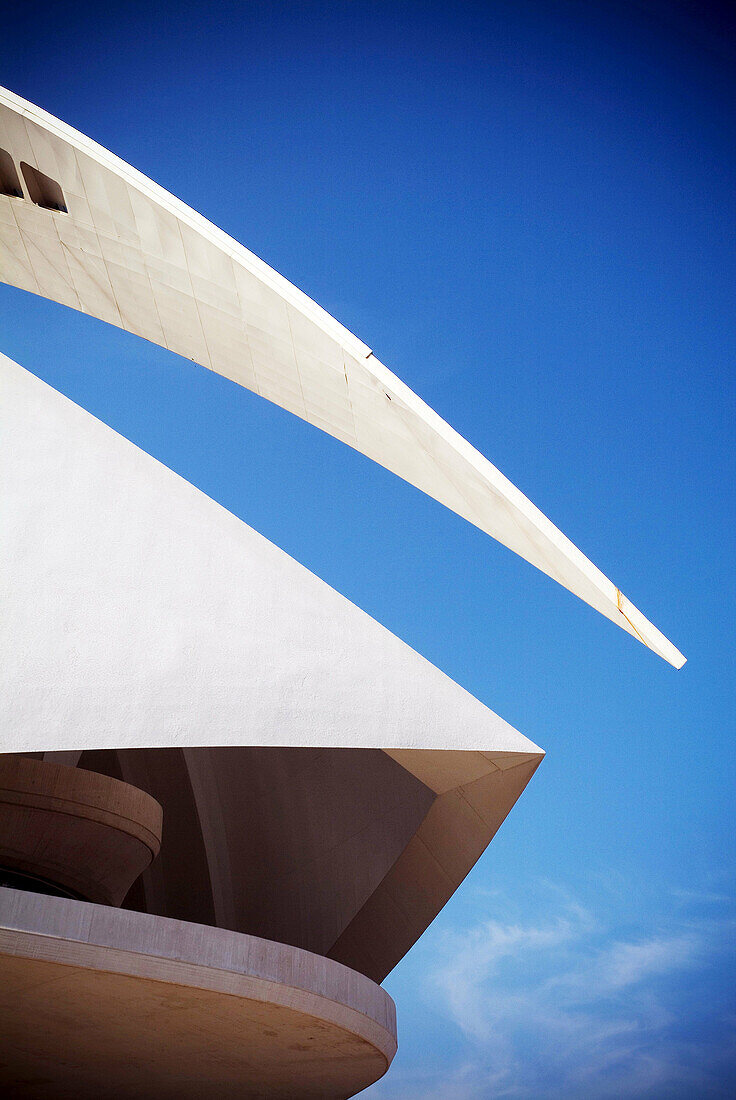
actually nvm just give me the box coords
[0,85,684,667]
[0,354,543,756]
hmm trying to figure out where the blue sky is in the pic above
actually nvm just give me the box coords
[2,2,735,1096]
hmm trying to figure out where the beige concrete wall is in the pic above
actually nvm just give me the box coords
[0,886,396,1099]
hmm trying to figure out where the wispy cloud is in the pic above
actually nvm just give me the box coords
[370,880,736,1099]
[597,933,700,991]
[671,887,733,906]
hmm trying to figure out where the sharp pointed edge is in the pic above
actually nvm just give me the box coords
[384,746,545,794]
[1,353,546,758]
[329,757,543,982]
[481,750,548,773]
[373,357,686,668]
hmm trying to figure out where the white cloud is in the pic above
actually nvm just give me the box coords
[597,933,700,991]
[369,880,736,1099]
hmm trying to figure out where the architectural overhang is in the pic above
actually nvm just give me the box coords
[0,84,684,667]
[1,353,543,988]
[0,351,544,1095]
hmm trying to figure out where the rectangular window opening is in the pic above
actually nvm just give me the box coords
[20,162,67,213]
[0,149,23,198]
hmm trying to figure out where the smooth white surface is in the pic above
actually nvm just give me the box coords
[0,353,542,756]
[0,85,684,667]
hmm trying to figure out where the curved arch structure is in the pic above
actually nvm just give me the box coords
[0,85,684,667]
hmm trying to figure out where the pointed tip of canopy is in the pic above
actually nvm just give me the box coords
[613,588,686,669]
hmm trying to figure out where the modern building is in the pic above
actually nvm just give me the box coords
[0,86,684,1098]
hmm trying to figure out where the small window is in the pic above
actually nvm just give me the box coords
[20,161,67,213]
[0,148,23,198]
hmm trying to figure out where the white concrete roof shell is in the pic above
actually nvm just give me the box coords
[1,352,543,759]
[0,85,684,668]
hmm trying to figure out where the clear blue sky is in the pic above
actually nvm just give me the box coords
[2,2,735,1096]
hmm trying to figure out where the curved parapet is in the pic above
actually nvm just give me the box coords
[0,887,397,1098]
[0,86,684,667]
[0,755,162,905]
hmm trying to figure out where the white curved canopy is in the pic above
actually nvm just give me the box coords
[1,351,543,760]
[1,352,544,981]
[0,85,684,667]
